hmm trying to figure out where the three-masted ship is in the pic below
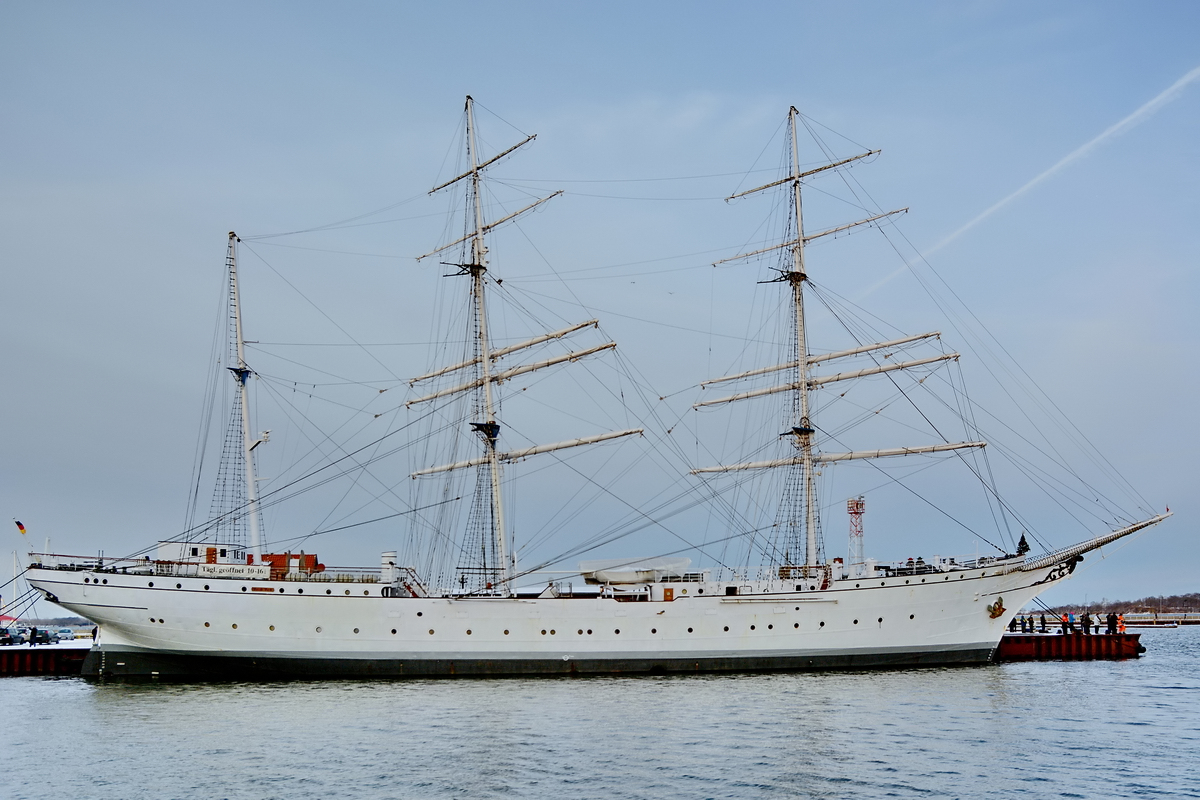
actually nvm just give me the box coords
[25,99,1167,678]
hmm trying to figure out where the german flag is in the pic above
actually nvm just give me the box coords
[14,521,26,535]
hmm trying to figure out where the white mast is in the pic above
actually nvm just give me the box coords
[785,107,821,567]
[695,106,976,575]
[415,97,641,594]
[227,232,264,563]
[463,97,512,592]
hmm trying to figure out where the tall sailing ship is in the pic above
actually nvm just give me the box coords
[26,99,1168,678]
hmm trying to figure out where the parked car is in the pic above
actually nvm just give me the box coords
[21,628,57,644]
[57,628,76,641]
[0,627,23,645]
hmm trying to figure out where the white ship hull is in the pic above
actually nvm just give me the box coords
[28,558,1073,678]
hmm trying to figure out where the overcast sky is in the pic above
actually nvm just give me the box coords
[3,1,1197,605]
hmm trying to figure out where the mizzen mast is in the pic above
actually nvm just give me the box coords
[227,232,265,563]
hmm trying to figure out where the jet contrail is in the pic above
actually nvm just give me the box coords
[860,64,1200,298]
[929,64,1200,255]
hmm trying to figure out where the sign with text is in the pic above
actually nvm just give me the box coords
[196,563,272,580]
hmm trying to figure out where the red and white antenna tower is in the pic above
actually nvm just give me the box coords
[848,496,865,567]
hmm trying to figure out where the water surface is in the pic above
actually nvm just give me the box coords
[3,628,1197,799]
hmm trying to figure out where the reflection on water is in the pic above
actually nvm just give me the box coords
[2,629,1198,799]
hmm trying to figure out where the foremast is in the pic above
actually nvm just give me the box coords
[413,97,641,595]
[785,108,819,568]
[694,106,980,573]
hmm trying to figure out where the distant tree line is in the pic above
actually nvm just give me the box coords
[1043,592,1200,614]
[24,616,91,626]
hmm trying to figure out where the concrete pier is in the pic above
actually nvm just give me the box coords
[0,642,91,676]
[995,632,1144,661]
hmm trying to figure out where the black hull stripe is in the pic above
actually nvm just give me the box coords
[84,646,995,679]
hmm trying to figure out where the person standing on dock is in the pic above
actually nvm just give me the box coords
[1118,614,1127,633]
[1106,612,1118,635]
[28,626,37,647]
[1040,614,1047,633]
[1060,613,1069,634]
[1082,612,1092,635]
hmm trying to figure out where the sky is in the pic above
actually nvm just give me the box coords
[2,1,1198,607]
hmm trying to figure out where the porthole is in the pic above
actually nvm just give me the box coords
[232,623,238,629]
[880,582,885,586]
[615,629,621,634]
[750,625,756,630]
[853,619,859,625]
[241,586,247,592]
[417,612,423,617]
[767,624,773,630]
[944,576,949,581]
[364,591,369,596]
[316,626,322,633]
[391,629,397,635]
[269,625,275,631]
[204,585,210,590]
[688,627,694,633]
[297,589,303,594]
[878,617,884,623]
[905,580,910,585]
[819,621,825,627]
[550,630,556,635]
[102,579,108,584]
[204,622,211,628]
[279,588,284,593]
[855,584,860,588]
[158,619,164,624]
[910,614,915,620]
[651,628,657,634]
[176,583,182,589]
[428,629,435,635]
[326,589,332,595]
[541,629,547,635]
[466,630,472,635]
[586,629,593,635]
[921,579,926,583]
[504,629,510,635]
[795,606,800,611]
[794,623,799,629]
[723,626,729,631]
[353,628,360,634]
[148,582,154,587]
[345,590,350,596]
[84,578,90,583]
[148,618,154,623]
[577,629,584,635]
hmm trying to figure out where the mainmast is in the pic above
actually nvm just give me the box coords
[227,232,264,563]
[413,97,641,594]
[463,97,510,591]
